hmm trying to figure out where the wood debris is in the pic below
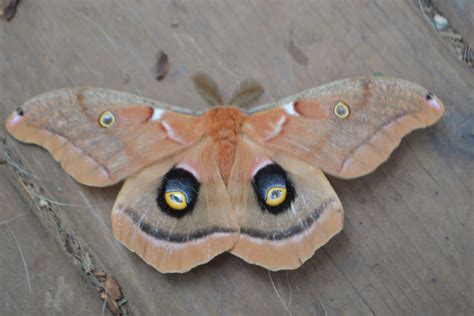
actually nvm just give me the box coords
[155,50,169,81]
[104,275,123,301]
[1,0,21,21]
[418,0,473,69]
[97,273,125,315]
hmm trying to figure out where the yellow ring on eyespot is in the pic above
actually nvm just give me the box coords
[265,187,287,206]
[334,101,350,119]
[98,111,115,128]
[165,191,187,210]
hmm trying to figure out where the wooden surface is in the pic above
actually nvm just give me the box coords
[1,1,473,315]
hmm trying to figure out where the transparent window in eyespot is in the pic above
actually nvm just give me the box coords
[170,193,183,203]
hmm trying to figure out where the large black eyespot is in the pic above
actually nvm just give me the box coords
[426,92,434,101]
[252,163,296,215]
[157,168,200,218]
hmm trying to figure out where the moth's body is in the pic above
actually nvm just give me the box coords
[5,76,444,273]
[163,105,287,184]
[201,106,247,183]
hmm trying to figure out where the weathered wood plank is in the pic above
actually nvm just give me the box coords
[0,0,472,315]
[0,160,104,315]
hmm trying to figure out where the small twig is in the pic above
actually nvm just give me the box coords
[101,288,108,316]
[268,271,290,314]
[439,31,462,40]
[27,189,112,208]
[0,211,28,225]
[1,153,42,181]
[286,271,293,316]
[320,300,328,316]
[7,223,32,293]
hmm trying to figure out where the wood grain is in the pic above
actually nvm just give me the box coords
[0,1,472,315]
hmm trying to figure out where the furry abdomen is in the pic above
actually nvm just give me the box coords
[203,107,247,183]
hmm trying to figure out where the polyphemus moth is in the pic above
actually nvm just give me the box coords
[5,76,444,273]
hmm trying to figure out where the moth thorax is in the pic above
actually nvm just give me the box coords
[204,107,247,183]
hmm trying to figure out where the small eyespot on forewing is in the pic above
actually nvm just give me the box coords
[334,101,350,119]
[98,111,116,128]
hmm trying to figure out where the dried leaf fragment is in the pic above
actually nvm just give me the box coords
[1,0,21,21]
[100,290,108,300]
[107,298,121,315]
[104,275,123,301]
[156,50,169,81]
[98,274,124,315]
[95,271,107,278]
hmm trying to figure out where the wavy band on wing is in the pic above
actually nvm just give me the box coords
[112,207,239,273]
[231,198,343,271]
[124,209,238,242]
